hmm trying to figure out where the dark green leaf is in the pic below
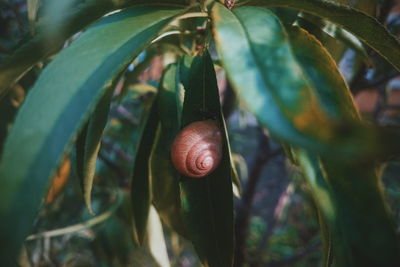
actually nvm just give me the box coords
[286,26,358,120]
[211,4,400,160]
[0,0,189,100]
[212,4,337,150]
[296,147,400,266]
[76,86,114,214]
[179,54,195,92]
[0,0,115,99]
[76,122,88,198]
[223,119,241,194]
[27,0,40,25]
[293,148,335,266]
[323,158,400,266]
[346,0,376,15]
[158,63,182,135]
[268,7,299,25]
[0,6,182,264]
[131,95,159,245]
[294,14,347,62]
[287,26,400,162]
[150,63,187,237]
[0,85,22,153]
[324,0,375,14]
[241,0,400,72]
[179,52,234,267]
[332,28,371,65]
[145,206,171,267]
[288,26,400,266]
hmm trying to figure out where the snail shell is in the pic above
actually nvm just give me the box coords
[171,120,222,178]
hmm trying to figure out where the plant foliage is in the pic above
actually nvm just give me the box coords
[0,0,400,266]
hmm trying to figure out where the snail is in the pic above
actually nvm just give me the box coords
[171,120,222,178]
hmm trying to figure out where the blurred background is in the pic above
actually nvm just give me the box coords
[1,0,400,266]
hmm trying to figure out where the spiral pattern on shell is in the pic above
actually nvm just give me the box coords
[171,120,222,178]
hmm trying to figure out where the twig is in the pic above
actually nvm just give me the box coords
[378,0,395,24]
[26,190,122,241]
[257,183,293,251]
[98,152,127,185]
[101,139,133,162]
[234,128,283,267]
[109,105,140,125]
[352,72,399,93]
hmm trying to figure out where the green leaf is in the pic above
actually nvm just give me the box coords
[0,0,115,99]
[150,63,188,237]
[76,85,114,214]
[296,147,400,266]
[211,4,336,150]
[0,6,182,264]
[268,7,299,25]
[294,14,347,62]
[179,52,234,267]
[288,26,400,266]
[241,0,400,72]
[179,55,240,192]
[145,206,171,267]
[131,95,159,245]
[321,159,400,266]
[286,26,358,120]
[0,0,189,99]
[332,28,371,65]
[158,63,182,138]
[289,26,400,161]
[293,149,335,266]
[223,119,241,195]
[179,54,195,93]
[211,4,400,160]
[345,0,376,15]
[27,0,40,25]
[76,122,89,196]
[304,0,376,16]
[230,159,241,195]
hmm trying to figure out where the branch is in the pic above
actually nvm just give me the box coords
[234,128,283,267]
[352,72,399,92]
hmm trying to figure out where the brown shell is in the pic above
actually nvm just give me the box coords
[171,120,222,178]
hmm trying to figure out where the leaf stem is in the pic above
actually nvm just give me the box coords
[26,189,122,241]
